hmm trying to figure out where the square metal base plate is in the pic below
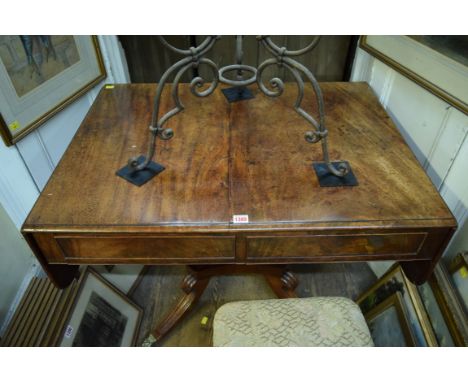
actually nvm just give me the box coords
[312,161,358,187]
[221,86,254,103]
[116,155,165,186]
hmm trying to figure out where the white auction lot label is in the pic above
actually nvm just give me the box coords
[233,214,249,223]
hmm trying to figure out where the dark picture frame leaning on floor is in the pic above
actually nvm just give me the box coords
[356,264,437,346]
[59,267,142,347]
[0,35,106,146]
[365,292,416,347]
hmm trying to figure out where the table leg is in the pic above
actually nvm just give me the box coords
[145,264,299,345]
[264,269,298,298]
[401,260,436,285]
[24,233,79,288]
[151,271,210,342]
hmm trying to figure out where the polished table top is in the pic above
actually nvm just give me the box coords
[25,82,454,230]
[22,82,456,286]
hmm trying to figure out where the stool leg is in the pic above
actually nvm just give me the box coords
[264,269,298,298]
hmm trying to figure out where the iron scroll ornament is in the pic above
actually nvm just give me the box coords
[116,36,355,187]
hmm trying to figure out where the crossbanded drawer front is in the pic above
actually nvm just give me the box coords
[55,236,235,262]
[246,233,427,260]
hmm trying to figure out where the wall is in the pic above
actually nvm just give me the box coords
[0,36,129,334]
[0,203,37,331]
[351,46,468,276]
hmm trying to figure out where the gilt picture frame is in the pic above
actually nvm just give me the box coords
[356,264,437,346]
[60,267,142,347]
[417,281,456,346]
[427,263,468,346]
[360,35,468,115]
[94,265,148,295]
[0,35,106,146]
[365,292,416,347]
[449,252,468,312]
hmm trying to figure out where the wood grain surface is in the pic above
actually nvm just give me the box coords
[24,83,455,230]
[21,83,457,286]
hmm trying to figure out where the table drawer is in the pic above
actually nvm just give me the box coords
[246,232,427,261]
[54,235,235,263]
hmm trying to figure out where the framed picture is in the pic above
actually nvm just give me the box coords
[425,263,468,346]
[60,267,142,347]
[94,265,148,295]
[356,264,437,346]
[365,292,416,347]
[449,252,468,312]
[417,281,456,346]
[0,35,106,146]
[359,36,468,115]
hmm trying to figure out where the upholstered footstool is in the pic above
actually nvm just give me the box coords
[213,297,373,346]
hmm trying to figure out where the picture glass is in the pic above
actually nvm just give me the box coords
[368,305,407,347]
[358,269,428,346]
[408,36,468,68]
[60,270,141,347]
[418,283,455,346]
[94,265,145,294]
[0,36,80,97]
[0,35,105,145]
[72,291,128,347]
[360,36,468,114]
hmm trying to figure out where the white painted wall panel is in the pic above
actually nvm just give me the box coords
[15,93,96,189]
[385,71,450,166]
[0,203,36,333]
[0,143,39,228]
[350,48,373,83]
[426,108,468,189]
[439,137,468,220]
[352,45,468,268]
[33,94,95,166]
[369,60,393,103]
[444,215,468,264]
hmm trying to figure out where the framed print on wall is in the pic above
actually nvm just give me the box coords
[359,35,468,115]
[60,268,142,347]
[0,35,106,146]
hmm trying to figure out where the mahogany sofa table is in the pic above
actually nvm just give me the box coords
[22,82,456,342]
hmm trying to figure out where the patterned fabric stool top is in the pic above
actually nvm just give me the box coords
[213,297,373,347]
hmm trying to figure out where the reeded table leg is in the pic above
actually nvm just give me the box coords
[265,269,299,298]
[143,264,299,346]
[151,270,210,343]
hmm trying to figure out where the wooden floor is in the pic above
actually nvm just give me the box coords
[130,263,376,346]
